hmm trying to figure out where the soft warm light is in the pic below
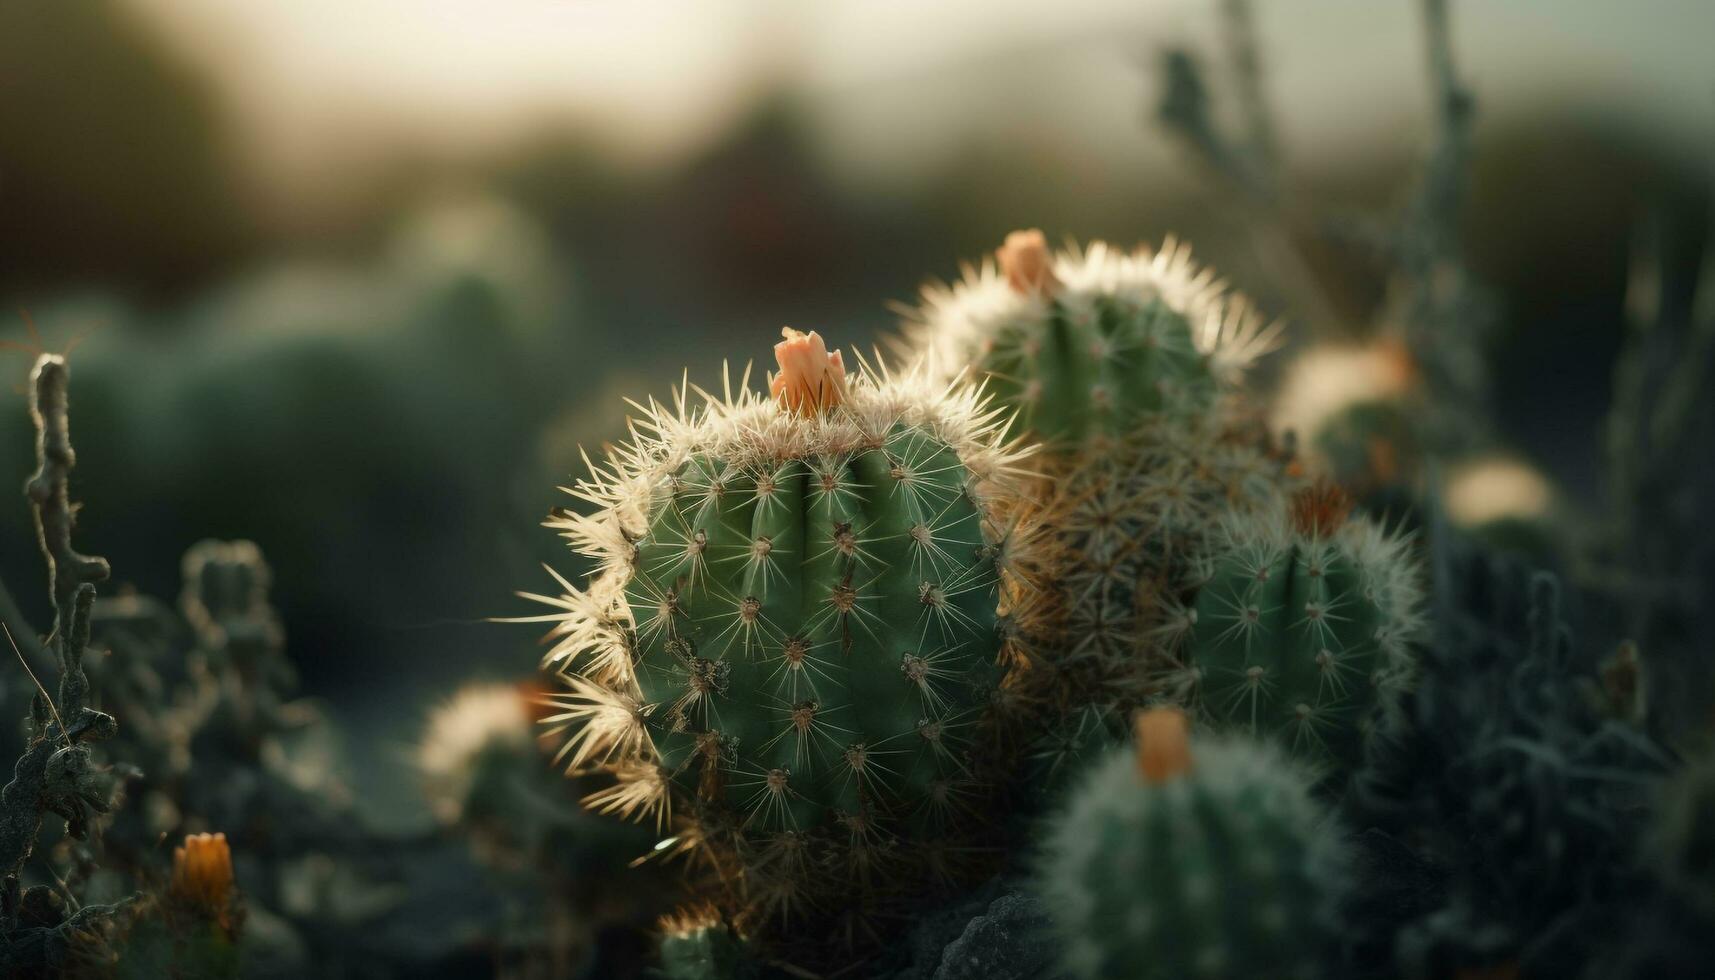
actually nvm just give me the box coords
[1443,456,1552,527]
[1272,339,1416,444]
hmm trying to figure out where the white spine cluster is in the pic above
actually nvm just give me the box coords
[902,236,1280,388]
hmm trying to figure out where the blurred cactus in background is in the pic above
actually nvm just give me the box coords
[1038,708,1347,980]
[1271,338,1421,495]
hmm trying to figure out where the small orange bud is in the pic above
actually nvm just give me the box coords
[1375,335,1419,391]
[1133,706,1192,783]
[769,327,847,416]
[1289,482,1352,538]
[997,229,1059,296]
[171,832,236,930]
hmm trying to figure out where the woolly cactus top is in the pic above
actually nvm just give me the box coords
[902,232,1277,446]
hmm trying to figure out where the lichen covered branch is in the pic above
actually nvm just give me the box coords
[2,353,120,934]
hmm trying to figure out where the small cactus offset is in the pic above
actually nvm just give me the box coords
[1165,484,1422,774]
[904,231,1278,451]
[526,328,1048,928]
[1038,707,1346,980]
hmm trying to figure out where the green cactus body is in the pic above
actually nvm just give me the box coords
[1311,399,1420,489]
[1177,491,1420,774]
[530,337,1044,924]
[657,922,759,980]
[629,425,1003,833]
[905,234,1275,451]
[114,916,241,980]
[1041,728,1342,980]
[973,291,1215,445]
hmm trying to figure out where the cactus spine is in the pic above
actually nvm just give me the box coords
[527,329,1046,926]
[1039,708,1344,980]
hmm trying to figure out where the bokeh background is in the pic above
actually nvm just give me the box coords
[0,0,1709,826]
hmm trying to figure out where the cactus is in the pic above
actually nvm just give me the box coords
[1039,707,1345,980]
[1049,417,1288,672]
[105,833,243,980]
[902,231,1289,705]
[655,907,760,980]
[1164,484,1422,776]
[1441,456,1558,563]
[1271,339,1421,492]
[419,683,539,838]
[525,328,1047,928]
[903,231,1277,451]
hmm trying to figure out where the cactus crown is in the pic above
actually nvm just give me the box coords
[904,233,1278,447]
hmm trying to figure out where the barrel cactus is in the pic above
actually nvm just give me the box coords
[1162,484,1422,775]
[525,328,1047,927]
[902,229,1277,451]
[1039,707,1345,980]
[903,231,1288,686]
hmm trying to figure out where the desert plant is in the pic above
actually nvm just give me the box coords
[523,328,1050,937]
[1038,707,1346,980]
[1161,484,1423,776]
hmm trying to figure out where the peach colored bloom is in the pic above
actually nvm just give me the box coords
[997,229,1059,296]
[770,327,846,416]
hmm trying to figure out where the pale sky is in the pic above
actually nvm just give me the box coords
[126,0,1713,219]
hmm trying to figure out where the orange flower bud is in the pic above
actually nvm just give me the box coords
[997,229,1059,296]
[171,831,235,926]
[1133,706,1192,783]
[770,327,847,416]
